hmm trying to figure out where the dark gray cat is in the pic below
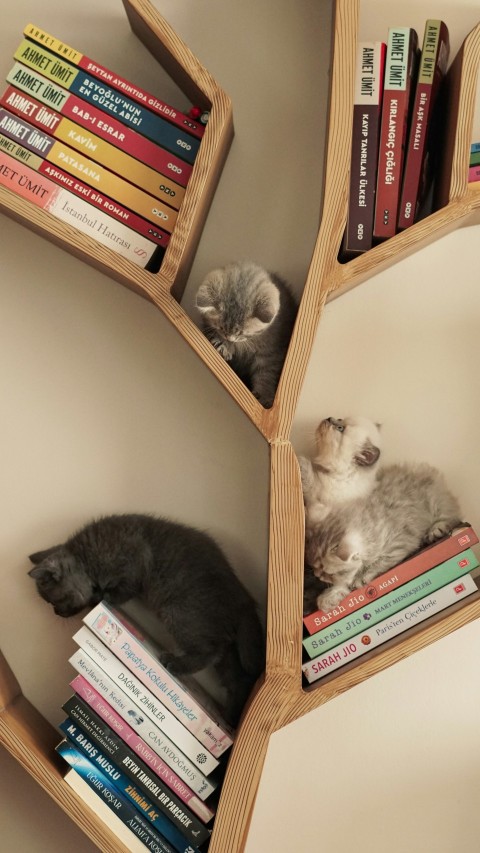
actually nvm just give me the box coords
[305,462,463,613]
[28,513,265,726]
[195,260,298,408]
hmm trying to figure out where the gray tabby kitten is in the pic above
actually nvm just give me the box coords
[306,461,463,613]
[195,260,298,408]
[28,513,265,726]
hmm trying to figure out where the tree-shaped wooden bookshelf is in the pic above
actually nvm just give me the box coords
[1,1,480,851]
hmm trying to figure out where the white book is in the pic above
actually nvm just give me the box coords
[69,647,216,799]
[73,625,219,775]
[303,573,478,684]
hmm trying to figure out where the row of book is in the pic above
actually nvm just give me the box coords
[343,19,451,257]
[302,524,480,686]
[469,141,480,183]
[0,24,206,272]
[56,601,235,851]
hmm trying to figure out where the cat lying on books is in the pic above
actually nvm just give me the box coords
[195,260,298,408]
[298,416,462,614]
[28,512,265,726]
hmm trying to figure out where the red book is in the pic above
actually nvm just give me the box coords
[373,27,419,240]
[343,41,386,256]
[303,525,478,635]
[398,20,450,229]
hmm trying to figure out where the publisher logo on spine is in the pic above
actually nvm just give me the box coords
[365,585,378,600]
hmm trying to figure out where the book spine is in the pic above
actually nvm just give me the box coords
[13,41,200,163]
[4,71,192,187]
[0,149,163,270]
[0,107,177,232]
[59,721,210,846]
[23,23,205,140]
[469,164,480,182]
[0,131,170,249]
[303,548,478,658]
[344,41,386,255]
[56,740,183,853]
[303,526,479,635]
[397,20,450,229]
[62,694,215,822]
[469,151,480,166]
[373,27,419,239]
[73,625,220,773]
[1,85,186,206]
[69,676,216,801]
[69,648,217,792]
[471,142,480,154]
[83,602,234,756]
[302,573,478,684]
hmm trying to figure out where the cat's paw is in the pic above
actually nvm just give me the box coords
[157,651,183,674]
[316,586,346,612]
[425,520,454,543]
[214,341,233,361]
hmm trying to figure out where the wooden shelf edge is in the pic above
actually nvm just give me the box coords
[279,593,480,728]
[0,692,130,852]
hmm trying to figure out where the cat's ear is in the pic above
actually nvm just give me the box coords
[354,441,381,467]
[28,557,62,583]
[28,545,63,564]
[195,271,223,314]
[254,280,280,324]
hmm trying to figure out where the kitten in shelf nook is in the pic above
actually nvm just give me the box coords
[195,260,298,408]
[299,416,463,614]
[28,512,265,727]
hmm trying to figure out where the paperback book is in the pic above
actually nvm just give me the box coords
[0,149,163,270]
[373,27,419,240]
[62,692,215,821]
[0,133,170,250]
[343,41,386,255]
[303,548,479,658]
[302,572,479,684]
[2,73,193,186]
[69,675,217,801]
[69,648,216,794]
[303,525,478,635]
[0,85,186,208]
[73,625,220,774]
[0,107,178,232]
[398,20,450,229]
[23,23,205,140]
[56,739,188,853]
[13,40,200,163]
[59,721,212,846]
[83,600,234,757]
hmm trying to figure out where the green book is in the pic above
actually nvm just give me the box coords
[470,151,480,166]
[302,548,478,658]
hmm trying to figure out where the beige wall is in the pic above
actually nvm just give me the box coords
[0,0,479,851]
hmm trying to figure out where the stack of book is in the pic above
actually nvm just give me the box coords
[0,24,205,273]
[57,600,235,852]
[343,18,451,257]
[302,525,480,686]
[469,142,480,183]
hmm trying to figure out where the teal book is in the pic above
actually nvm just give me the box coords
[303,548,479,659]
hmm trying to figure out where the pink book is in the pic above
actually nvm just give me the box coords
[70,674,217,809]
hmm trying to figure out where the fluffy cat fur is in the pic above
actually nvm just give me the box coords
[195,260,297,408]
[300,417,462,613]
[28,513,265,726]
[298,416,382,527]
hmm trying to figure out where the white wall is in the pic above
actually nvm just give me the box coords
[0,0,479,851]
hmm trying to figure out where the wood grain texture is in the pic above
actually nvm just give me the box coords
[1,1,480,851]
